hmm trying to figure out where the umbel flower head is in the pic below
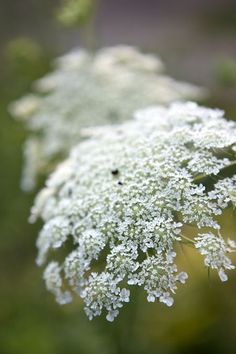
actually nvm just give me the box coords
[31,101,236,321]
[9,46,205,191]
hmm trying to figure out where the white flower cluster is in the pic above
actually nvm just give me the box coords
[195,233,236,282]
[9,46,205,191]
[31,102,236,321]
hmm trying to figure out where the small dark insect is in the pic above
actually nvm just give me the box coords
[118,181,123,186]
[111,169,119,176]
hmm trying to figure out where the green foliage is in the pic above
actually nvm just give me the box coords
[3,38,50,95]
[57,0,96,27]
[215,58,236,87]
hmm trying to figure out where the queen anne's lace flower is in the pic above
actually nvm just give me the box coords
[9,46,205,191]
[80,272,130,321]
[31,102,236,321]
[195,233,236,281]
[43,262,72,304]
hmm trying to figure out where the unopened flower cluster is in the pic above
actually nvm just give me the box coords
[31,102,236,321]
[9,46,204,191]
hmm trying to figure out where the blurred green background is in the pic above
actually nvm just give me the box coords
[0,1,236,353]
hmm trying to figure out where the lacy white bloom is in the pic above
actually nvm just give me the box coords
[195,233,236,281]
[31,102,236,321]
[43,262,72,305]
[9,46,205,191]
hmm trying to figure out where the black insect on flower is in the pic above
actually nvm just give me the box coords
[111,169,119,176]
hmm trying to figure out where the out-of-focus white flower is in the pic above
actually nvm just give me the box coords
[31,102,236,321]
[92,45,164,75]
[9,46,205,191]
[9,94,41,121]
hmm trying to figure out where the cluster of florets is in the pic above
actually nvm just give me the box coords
[31,102,236,321]
[9,46,204,191]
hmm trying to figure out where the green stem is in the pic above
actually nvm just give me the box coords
[81,16,96,51]
[180,234,195,244]
[81,0,100,51]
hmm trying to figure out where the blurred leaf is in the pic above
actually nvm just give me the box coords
[3,38,51,95]
[57,0,96,27]
[215,58,236,87]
